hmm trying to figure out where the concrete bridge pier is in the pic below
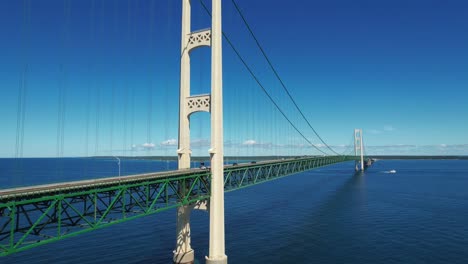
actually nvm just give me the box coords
[173,205,194,264]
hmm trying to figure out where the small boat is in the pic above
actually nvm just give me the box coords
[388,169,396,173]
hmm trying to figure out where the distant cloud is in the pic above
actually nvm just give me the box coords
[142,142,155,149]
[129,142,157,151]
[243,139,257,146]
[370,144,417,149]
[369,129,382,134]
[241,139,273,149]
[158,138,210,149]
[161,139,177,146]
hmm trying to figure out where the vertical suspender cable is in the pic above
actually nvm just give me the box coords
[123,83,128,157]
[94,0,105,157]
[94,70,100,157]
[60,0,71,157]
[130,77,135,157]
[15,65,28,159]
[85,64,91,158]
[57,0,70,158]
[16,0,30,165]
[230,0,340,156]
[14,67,26,186]
[86,0,96,158]
[108,2,117,156]
[150,0,156,150]
[147,0,156,162]
[21,0,30,159]
[85,0,96,177]
[198,0,329,156]
[164,0,171,169]
[15,0,29,180]
[19,64,27,159]
[14,0,31,187]
[15,70,24,159]
[110,81,115,154]
[56,0,71,179]
[122,0,131,158]
[130,0,139,157]
[56,64,63,157]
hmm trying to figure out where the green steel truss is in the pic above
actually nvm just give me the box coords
[0,156,354,256]
[223,156,353,191]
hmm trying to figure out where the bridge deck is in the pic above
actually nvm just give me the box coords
[0,158,292,200]
[0,156,354,256]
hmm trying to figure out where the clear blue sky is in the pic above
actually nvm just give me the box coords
[0,0,467,157]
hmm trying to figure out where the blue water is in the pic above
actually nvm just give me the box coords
[1,159,468,263]
[0,158,178,188]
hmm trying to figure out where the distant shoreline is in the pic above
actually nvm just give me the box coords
[2,155,466,160]
[94,155,468,161]
[369,155,468,160]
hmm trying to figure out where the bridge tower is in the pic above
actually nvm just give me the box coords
[354,129,364,171]
[176,0,227,264]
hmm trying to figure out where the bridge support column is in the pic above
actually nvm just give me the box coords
[174,0,194,263]
[206,0,227,263]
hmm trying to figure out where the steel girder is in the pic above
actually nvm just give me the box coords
[0,173,211,256]
[0,156,353,256]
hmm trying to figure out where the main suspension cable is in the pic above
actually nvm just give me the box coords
[229,0,342,156]
[198,0,329,155]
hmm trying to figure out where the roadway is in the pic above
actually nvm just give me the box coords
[0,157,303,200]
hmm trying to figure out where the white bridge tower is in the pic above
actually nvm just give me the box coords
[354,128,364,171]
[175,0,227,263]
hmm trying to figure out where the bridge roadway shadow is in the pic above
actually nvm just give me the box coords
[272,170,368,263]
[220,167,369,264]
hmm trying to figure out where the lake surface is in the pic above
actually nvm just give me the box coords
[1,158,468,263]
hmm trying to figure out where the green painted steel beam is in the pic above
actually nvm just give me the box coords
[0,156,354,256]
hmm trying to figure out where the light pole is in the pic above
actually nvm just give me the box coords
[113,156,121,177]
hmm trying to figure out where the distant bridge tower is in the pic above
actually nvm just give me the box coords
[354,129,364,171]
[176,0,226,264]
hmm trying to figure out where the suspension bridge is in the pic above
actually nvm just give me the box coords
[1,1,372,263]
